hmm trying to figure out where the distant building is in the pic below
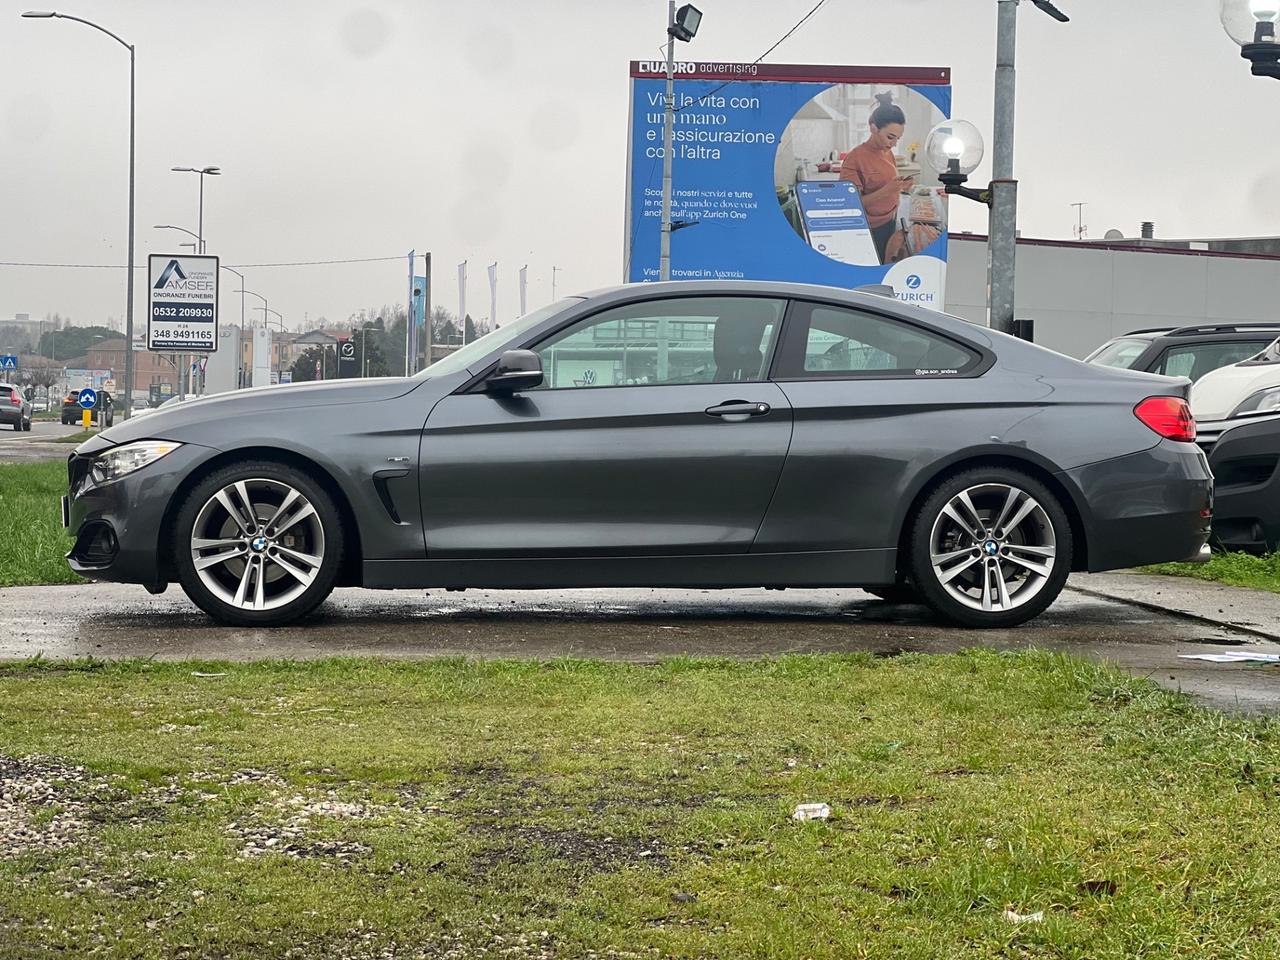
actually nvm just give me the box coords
[946,232,1280,359]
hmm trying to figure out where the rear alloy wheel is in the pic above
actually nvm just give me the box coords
[908,469,1072,628]
[174,462,344,626]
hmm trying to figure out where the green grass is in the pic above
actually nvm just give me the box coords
[0,461,80,587]
[1146,551,1280,594]
[2,652,1280,958]
[51,428,98,444]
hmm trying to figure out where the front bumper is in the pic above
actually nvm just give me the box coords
[1197,414,1280,553]
[64,441,218,586]
[1061,439,1213,572]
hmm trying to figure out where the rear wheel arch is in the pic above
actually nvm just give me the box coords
[157,446,364,587]
[894,453,1090,576]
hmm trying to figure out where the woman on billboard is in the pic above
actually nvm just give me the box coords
[839,95,916,264]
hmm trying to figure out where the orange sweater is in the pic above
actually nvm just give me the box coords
[838,142,900,228]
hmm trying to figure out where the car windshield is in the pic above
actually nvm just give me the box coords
[414,298,583,379]
[1086,337,1151,369]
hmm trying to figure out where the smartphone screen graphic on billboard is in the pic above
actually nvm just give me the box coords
[794,181,880,265]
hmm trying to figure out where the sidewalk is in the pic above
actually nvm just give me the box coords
[1068,572,1280,641]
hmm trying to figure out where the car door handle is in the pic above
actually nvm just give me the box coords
[705,400,771,420]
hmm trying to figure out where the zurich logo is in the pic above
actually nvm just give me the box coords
[905,274,922,289]
[983,540,1000,557]
[250,536,269,553]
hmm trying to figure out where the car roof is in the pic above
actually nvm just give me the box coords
[1122,323,1280,340]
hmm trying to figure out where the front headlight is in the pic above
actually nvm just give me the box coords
[90,440,183,484]
[1229,387,1280,419]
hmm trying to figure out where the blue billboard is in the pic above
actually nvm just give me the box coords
[626,62,952,309]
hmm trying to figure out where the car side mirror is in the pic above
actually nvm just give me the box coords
[486,349,543,393]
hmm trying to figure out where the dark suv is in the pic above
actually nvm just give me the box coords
[1086,323,1280,382]
[62,390,114,427]
[1089,323,1280,554]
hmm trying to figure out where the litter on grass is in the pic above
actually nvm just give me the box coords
[792,803,831,821]
[1003,908,1044,924]
[1178,653,1280,664]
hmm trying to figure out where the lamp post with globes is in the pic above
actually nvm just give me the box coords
[924,120,1037,341]
[1221,0,1280,77]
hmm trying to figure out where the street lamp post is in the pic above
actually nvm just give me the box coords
[22,9,136,419]
[170,166,220,253]
[1222,0,1280,76]
[659,3,703,282]
[986,0,1069,335]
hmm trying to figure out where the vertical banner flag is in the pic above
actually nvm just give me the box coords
[458,260,468,338]
[487,262,498,334]
[519,265,528,317]
[406,250,416,375]
[625,62,953,309]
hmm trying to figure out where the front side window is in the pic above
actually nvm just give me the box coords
[533,297,785,389]
[1157,340,1274,381]
[776,302,981,378]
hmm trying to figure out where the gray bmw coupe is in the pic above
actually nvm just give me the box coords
[64,281,1211,628]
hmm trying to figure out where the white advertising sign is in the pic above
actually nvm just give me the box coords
[147,254,219,352]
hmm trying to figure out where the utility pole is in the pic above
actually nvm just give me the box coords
[988,0,1019,335]
[659,0,676,282]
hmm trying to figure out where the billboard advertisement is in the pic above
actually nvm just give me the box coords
[625,62,952,308]
[147,254,219,351]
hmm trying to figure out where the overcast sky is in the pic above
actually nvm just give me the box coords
[1,0,1275,333]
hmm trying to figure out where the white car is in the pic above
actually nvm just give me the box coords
[1191,337,1280,422]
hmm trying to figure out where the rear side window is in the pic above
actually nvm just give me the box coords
[1157,340,1274,381]
[774,302,981,379]
[1086,338,1150,370]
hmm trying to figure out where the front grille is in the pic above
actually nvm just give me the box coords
[1215,455,1279,490]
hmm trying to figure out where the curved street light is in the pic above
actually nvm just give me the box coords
[22,10,136,419]
[170,166,220,253]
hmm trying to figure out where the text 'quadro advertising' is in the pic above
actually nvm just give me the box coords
[147,254,219,352]
[625,62,952,307]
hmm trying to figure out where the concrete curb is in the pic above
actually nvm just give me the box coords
[1066,572,1280,643]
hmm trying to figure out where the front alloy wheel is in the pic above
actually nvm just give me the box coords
[175,463,343,626]
[909,469,1072,628]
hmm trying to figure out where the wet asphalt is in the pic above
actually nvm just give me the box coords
[2,582,1279,714]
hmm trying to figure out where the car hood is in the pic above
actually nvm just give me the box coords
[93,377,424,447]
[1191,363,1280,420]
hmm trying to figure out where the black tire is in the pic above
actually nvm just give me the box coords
[865,583,921,604]
[22,417,31,432]
[173,460,345,627]
[907,467,1072,629]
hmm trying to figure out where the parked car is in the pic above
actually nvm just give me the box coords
[1188,337,1280,553]
[127,394,189,420]
[62,390,114,427]
[0,383,32,432]
[1085,323,1280,382]
[63,281,1210,628]
[32,398,50,413]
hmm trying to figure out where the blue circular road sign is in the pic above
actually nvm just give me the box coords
[78,388,98,410]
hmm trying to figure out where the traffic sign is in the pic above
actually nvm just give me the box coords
[78,388,98,410]
[0,354,16,372]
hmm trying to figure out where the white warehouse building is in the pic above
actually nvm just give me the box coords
[944,233,1280,359]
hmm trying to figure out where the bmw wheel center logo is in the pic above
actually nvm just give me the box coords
[983,540,1000,557]
[251,536,269,553]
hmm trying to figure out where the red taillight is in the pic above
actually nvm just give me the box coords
[1134,396,1196,442]
[7,393,17,406]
